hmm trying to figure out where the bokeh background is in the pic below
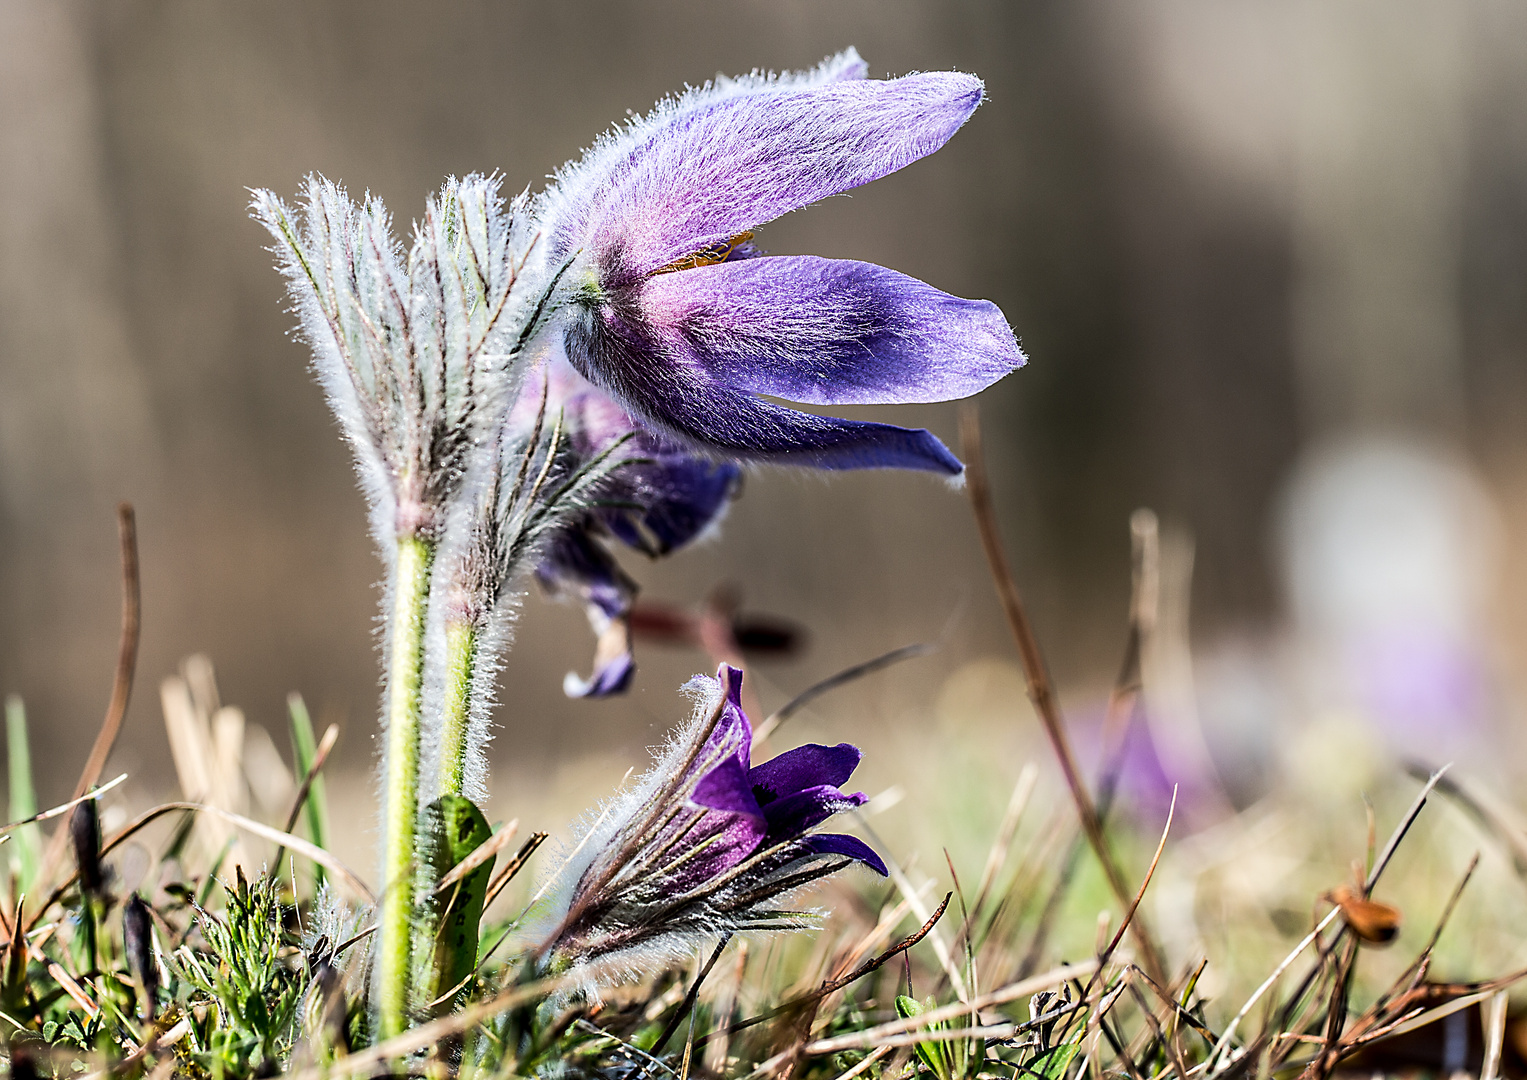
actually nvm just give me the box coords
[4,1,1527,871]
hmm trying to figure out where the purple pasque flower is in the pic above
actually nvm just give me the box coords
[539,664,885,977]
[525,357,740,697]
[533,49,1025,475]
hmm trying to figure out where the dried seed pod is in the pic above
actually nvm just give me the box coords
[122,894,158,1020]
[69,801,103,898]
[1327,884,1402,945]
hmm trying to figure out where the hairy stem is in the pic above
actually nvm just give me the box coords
[436,619,479,798]
[377,534,436,1039]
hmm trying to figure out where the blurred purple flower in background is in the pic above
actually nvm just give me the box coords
[533,48,1024,474]
[538,664,884,977]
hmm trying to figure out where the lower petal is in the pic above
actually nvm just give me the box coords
[563,289,975,474]
[644,256,1024,407]
[802,833,888,876]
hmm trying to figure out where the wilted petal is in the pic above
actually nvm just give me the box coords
[538,531,638,697]
[552,72,985,281]
[604,441,740,555]
[749,742,862,803]
[641,256,1023,406]
[801,833,889,876]
[562,632,635,699]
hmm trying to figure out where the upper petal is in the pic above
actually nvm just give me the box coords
[548,72,985,282]
[690,664,754,779]
[641,256,1024,406]
[749,742,862,803]
[692,755,763,817]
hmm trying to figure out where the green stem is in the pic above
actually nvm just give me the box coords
[436,620,479,798]
[376,533,435,1039]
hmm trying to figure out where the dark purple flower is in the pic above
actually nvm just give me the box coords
[534,49,1024,474]
[539,664,885,976]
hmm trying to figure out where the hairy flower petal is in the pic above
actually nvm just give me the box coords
[749,742,863,802]
[802,833,889,876]
[564,311,965,472]
[548,71,984,282]
[641,256,1022,406]
[761,785,868,840]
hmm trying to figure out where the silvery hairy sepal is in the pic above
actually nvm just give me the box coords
[535,665,886,986]
[250,173,556,545]
[426,383,637,801]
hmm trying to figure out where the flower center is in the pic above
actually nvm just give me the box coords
[651,231,754,275]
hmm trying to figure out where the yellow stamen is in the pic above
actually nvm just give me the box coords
[652,232,754,275]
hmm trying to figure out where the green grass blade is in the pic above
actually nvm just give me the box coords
[287,692,330,891]
[5,694,40,891]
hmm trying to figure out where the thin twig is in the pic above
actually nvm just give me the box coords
[283,723,340,836]
[40,507,141,889]
[959,404,1166,984]
[751,642,935,746]
[74,504,141,801]
[653,934,733,1054]
[271,723,339,872]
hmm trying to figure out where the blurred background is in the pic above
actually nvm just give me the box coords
[3,0,1527,876]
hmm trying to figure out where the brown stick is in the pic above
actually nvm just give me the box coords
[76,504,142,799]
[40,505,141,892]
[958,405,1166,983]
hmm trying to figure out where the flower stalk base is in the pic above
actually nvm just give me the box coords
[377,533,435,1039]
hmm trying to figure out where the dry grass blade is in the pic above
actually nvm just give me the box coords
[1366,765,1449,893]
[0,774,127,835]
[270,722,340,875]
[653,934,733,1054]
[882,853,968,1001]
[698,893,956,1048]
[282,723,339,835]
[970,763,1039,926]
[751,641,935,746]
[278,956,636,1080]
[828,1043,891,1080]
[959,403,1166,984]
[483,830,549,910]
[1204,908,1342,1073]
[434,818,518,895]
[1097,787,1175,974]
[804,960,1099,1053]
[1406,762,1527,877]
[38,506,140,889]
[73,504,141,801]
[1126,970,1189,1080]
[28,799,370,930]
[1483,990,1508,1080]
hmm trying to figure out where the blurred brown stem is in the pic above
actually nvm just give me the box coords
[73,503,140,801]
[958,403,1166,983]
[40,504,140,892]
